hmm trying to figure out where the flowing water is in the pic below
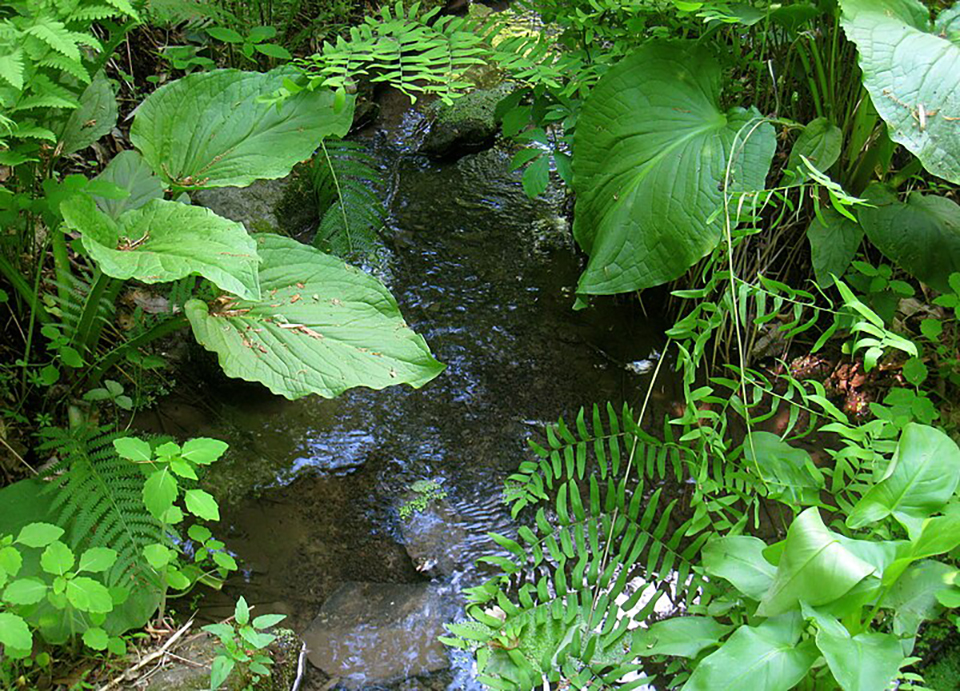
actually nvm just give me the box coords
[152,106,672,689]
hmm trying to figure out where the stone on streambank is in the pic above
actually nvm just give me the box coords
[191,167,316,235]
[303,581,458,688]
[418,81,516,160]
[144,628,300,690]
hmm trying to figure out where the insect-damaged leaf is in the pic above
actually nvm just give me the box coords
[185,234,444,399]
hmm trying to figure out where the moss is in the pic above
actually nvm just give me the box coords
[924,645,960,690]
[399,480,448,520]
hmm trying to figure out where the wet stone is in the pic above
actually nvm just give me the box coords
[397,492,469,577]
[303,582,458,688]
[418,82,515,160]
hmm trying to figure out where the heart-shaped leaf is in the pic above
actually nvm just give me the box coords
[847,423,960,538]
[572,40,775,294]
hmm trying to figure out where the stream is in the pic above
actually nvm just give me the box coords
[147,103,671,690]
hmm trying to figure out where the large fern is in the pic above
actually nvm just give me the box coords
[39,425,163,587]
[311,138,385,260]
[444,404,712,690]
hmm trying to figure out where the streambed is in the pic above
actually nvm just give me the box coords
[151,107,670,689]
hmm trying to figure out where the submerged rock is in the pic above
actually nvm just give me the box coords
[418,82,515,159]
[398,488,469,577]
[303,582,457,687]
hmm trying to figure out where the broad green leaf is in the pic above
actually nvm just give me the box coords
[180,438,228,465]
[841,0,960,183]
[40,541,75,576]
[745,432,823,507]
[787,117,843,182]
[184,489,220,521]
[802,603,904,691]
[185,234,444,399]
[143,544,172,570]
[92,150,165,220]
[682,613,817,691]
[77,547,117,574]
[66,576,114,613]
[113,437,152,462]
[211,655,236,689]
[4,578,47,605]
[572,40,775,294]
[806,206,863,288]
[633,616,731,658]
[56,70,117,156]
[703,535,776,600]
[253,613,286,629]
[130,68,355,189]
[885,560,953,654]
[0,612,32,652]
[847,423,960,538]
[758,508,875,617]
[143,468,178,520]
[83,626,109,650]
[16,522,64,548]
[61,195,261,301]
[0,545,22,579]
[206,26,244,43]
[859,184,960,292]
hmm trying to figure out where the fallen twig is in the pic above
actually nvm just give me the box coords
[97,616,194,691]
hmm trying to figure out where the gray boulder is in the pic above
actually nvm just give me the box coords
[418,82,515,159]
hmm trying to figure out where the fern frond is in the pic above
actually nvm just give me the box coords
[37,53,91,84]
[24,18,83,62]
[311,139,385,260]
[39,425,163,586]
[446,405,712,690]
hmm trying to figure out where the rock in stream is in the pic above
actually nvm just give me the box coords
[303,581,458,687]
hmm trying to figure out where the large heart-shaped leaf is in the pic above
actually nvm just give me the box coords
[859,184,960,292]
[61,195,261,301]
[682,613,817,691]
[130,68,354,189]
[572,40,776,294]
[757,508,876,617]
[841,0,960,183]
[185,233,444,400]
[92,150,165,220]
[703,535,776,600]
[847,423,960,538]
[802,603,904,691]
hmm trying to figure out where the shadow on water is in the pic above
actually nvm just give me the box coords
[153,121,674,688]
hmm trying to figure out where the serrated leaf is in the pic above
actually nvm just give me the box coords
[67,576,114,613]
[16,522,64,548]
[184,489,219,521]
[4,578,48,605]
[181,438,228,465]
[61,194,261,300]
[143,468,178,520]
[185,234,444,399]
[83,626,109,650]
[572,40,775,294]
[40,541,75,575]
[130,68,354,189]
[0,612,32,651]
[143,544,172,569]
[0,50,25,90]
[78,547,117,573]
[113,436,152,462]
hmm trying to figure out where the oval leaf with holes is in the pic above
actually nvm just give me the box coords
[184,233,444,400]
[130,68,354,189]
[841,0,960,184]
[572,40,776,295]
[61,194,261,300]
